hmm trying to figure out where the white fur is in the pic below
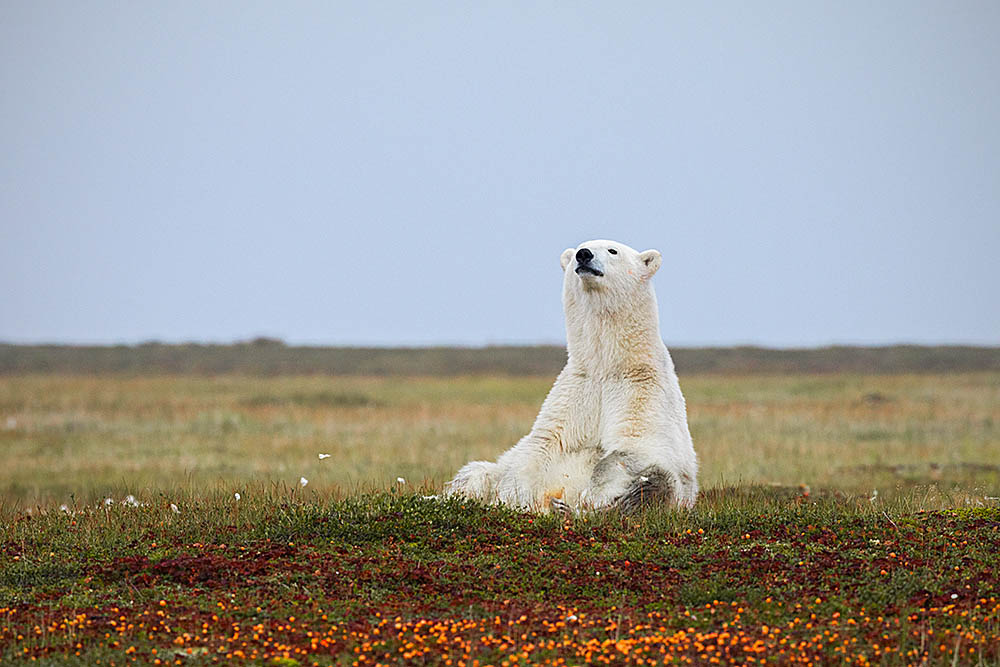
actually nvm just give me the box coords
[446,239,698,512]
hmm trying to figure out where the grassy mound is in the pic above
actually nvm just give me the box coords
[2,489,998,665]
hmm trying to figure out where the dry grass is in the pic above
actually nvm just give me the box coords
[1,373,997,507]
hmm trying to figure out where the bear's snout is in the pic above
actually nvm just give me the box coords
[574,247,604,277]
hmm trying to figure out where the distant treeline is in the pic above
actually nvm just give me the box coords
[0,341,997,375]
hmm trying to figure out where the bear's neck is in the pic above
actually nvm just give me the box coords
[564,287,667,372]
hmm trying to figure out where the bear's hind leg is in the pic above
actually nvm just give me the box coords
[579,450,637,510]
[614,468,675,513]
[445,460,500,502]
[581,451,677,513]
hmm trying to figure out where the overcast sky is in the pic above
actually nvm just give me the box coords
[2,2,998,347]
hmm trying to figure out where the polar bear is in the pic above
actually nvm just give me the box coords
[446,239,698,512]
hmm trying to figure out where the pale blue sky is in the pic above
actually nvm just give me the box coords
[2,2,998,346]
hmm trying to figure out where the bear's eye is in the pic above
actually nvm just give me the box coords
[607,248,618,255]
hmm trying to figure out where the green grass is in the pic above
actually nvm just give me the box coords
[1,489,998,665]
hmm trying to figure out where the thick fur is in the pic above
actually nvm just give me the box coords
[445,239,698,512]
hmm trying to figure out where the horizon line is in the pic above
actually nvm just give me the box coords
[2,339,999,351]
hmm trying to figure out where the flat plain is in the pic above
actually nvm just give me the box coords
[1,370,999,665]
[1,372,998,505]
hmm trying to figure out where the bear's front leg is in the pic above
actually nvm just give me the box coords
[548,496,575,518]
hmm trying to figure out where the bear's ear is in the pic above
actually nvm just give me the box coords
[639,249,662,277]
[560,248,575,271]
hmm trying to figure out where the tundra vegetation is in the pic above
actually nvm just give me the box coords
[0,348,998,665]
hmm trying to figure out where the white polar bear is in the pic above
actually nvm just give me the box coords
[446,239,698,512]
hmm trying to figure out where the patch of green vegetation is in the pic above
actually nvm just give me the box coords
[0,560,83,592]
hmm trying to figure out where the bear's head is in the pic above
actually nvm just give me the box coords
[560,240,662,304]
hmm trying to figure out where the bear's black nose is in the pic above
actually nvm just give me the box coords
[576,248,593,264]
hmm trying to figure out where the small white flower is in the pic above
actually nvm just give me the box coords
[565,614,578,621]
[318,453,331,460]
[396,477,406,484]
[639,475,650,483]
[299,477,309,487]
[421,495,440,501]
[234,492,241,501]
[869,489,878,503]
[170,503,180,514]
[951,593,959,599]
[122,495,140,507]
[59,504,70,514]
[103,497,113,507]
